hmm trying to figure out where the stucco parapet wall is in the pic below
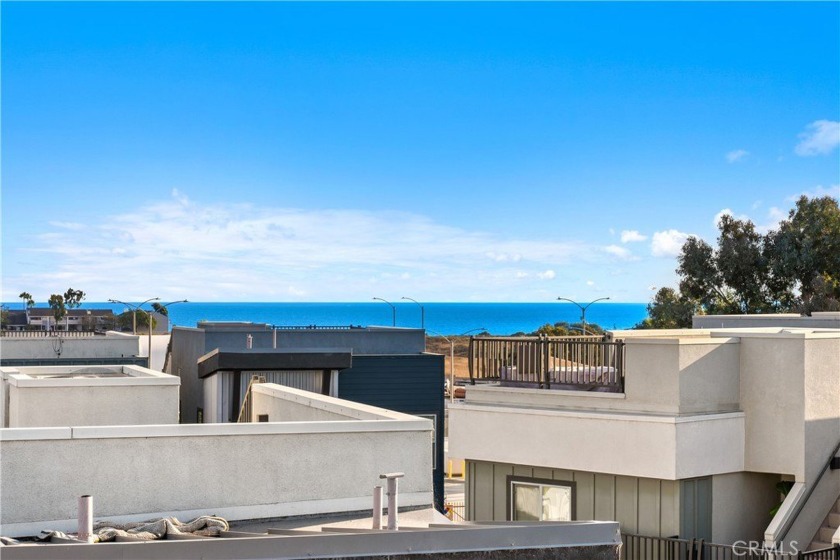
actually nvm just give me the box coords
[253,383,427,422]
[709,328,840,340]
[622,336,740,346]
[0,418,431,441]
[2,366,179,387]
[450,403,745,479]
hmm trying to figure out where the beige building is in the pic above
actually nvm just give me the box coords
[449,327,840,551]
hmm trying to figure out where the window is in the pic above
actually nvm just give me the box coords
[507,475,575,521]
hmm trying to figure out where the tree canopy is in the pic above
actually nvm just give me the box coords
[641,195,840,329]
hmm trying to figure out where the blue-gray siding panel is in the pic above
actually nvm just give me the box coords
[338,354,445,511]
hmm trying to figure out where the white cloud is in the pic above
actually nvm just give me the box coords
[651,229,692,257]
[794,120,840,156]
[713,208,750,227]
[604,245,633,260]
[787,184,840,201]
[515,271,529,279]
[10,192,598,301]
[620,230,647,243]
[586,280,595,286]
[726,149,749,163]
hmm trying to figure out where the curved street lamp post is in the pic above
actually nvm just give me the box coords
[372,297,396,327]
[400,297,425,330]
[556,296,610,336]
[156,299,189,329]
[108,298,160,362]
[428,327,486,403]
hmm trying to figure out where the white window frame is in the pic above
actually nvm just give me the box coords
[507,475,576,521]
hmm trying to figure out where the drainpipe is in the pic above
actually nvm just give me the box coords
[273,328,277,349]
[78,495,93,543]
[379,472,404,530]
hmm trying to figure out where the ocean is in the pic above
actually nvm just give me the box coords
[68,301,648,335]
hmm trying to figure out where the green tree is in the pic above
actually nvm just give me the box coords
[645,195,840,325]
[531,322,604,336]
[117,311,156,332]
[151,302,168,316]
[48,294,66,328]
[63,288,85,310]
[635,288,696,329]
[768,195,840,312]
[18,292,34,310]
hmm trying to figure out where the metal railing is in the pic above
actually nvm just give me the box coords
[468,335,625,392]
[774,436,840,547]
[237,375,266,423]
[444,500,465,523]
[622,534,839,560]
[0,330,101,338]
[271,325,363,330]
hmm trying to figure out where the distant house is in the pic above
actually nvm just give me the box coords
[167,321,447,511]
[450,326,840,551]
[14,308,116,332]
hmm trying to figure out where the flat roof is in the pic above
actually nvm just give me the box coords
[197,348,353,378]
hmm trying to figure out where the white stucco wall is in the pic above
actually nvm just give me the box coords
[252,383,390,422]
[0,411,433,536]
[0,332,141,360]
[2,366,179,428]
[450,402,744,480]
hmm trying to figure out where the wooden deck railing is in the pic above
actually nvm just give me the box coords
[468,335,625,392]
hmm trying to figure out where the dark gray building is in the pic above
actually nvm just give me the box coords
[167,322,446,510]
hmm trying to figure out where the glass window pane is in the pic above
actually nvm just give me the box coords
[512,484,541,521]
[541,485,572,521]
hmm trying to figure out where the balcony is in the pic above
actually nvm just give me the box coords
[468,335,625,392]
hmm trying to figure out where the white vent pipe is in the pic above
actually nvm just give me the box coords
[379,472,404,530]
[78,495,93,542]
[246,334,253,349]
[372,486,383,530]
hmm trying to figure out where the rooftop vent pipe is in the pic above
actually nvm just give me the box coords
[246,334,253,349]
[78,495,93,543]
[379,472,404,530]
[372,485,383,530]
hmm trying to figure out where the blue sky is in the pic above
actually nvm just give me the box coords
[2,2,839,303]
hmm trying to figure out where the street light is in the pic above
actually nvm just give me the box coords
[428,327,486,403]
[556,296,610,336]
[155,299,189,330]
[372,297,396,327]
[108,298,159,366]
[400,297,425,329]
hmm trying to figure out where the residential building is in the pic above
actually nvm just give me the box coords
[693,311,840,329]
[0,331,146,368]
[167,322,446,510]
[21,308,116,332]
[449,327,840,551]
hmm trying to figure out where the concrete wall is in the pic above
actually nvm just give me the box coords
[465,460,680,537]
[450,401,744,481]
[252,383,430,423]
[1,366,179,428]
[711,472,780,544]
[462,337,740,416]
[737,332,840,481]
[274,328,426,355]
[0,333,141,361]
[693,313,840,329]
[0,394,433,536]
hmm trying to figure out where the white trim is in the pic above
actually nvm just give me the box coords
[452,402,745,425]
[0,427,72,441]
[0,419,432,441]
